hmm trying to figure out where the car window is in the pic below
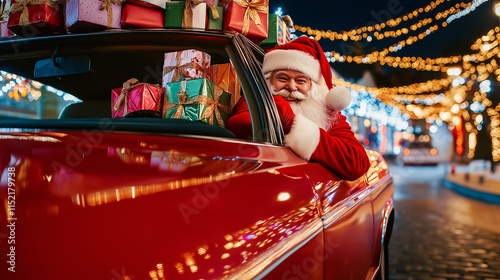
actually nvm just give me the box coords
[0,31,261,140]
[0,71,81,119]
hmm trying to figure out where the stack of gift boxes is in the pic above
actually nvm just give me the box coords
[111,48,241,128]
[2,0,294,128]
[2,0,293,46]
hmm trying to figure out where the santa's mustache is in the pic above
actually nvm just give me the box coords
[271,87,306,101]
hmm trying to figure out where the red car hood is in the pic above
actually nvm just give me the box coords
[0,130,320,280]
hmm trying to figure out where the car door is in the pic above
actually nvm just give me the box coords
[232,36,376,279]
[296,162,376,280]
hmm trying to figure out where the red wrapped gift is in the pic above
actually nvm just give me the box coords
[112,78,164,118]
[7,0,64,36]
[223,0,268,44]
[122,4,164,29]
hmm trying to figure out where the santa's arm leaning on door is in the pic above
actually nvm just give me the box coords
[284,112,370,181]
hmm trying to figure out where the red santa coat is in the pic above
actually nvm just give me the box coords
[227,96,370,181]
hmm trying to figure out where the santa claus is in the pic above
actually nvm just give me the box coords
[226,37,369,181]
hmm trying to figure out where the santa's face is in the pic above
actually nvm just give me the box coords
[267,70,331,130]
[270,70,311,101]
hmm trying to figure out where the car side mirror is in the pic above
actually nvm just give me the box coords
[34,55,91,78]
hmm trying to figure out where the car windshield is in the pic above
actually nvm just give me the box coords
[0,30,268,140]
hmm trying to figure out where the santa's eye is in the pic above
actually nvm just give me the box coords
[276,76,289,82]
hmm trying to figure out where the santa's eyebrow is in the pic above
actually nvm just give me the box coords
[296,75,310,79]
[274,70,291,77]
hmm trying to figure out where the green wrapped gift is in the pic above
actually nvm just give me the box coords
[260,14,291,48]
[206,5,223,30]
[164,1,184,28]
[165,1,207,29]
[163,78,231,127]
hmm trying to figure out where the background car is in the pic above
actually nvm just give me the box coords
[0,29,394,280]
[396,141,439,166]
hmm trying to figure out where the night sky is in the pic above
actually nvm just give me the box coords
[268,0,499,81]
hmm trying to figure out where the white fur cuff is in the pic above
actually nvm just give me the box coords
[285,114,320,160]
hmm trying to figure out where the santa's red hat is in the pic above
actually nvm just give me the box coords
[262,36,351,111]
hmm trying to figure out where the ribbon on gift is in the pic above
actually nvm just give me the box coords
[163,51,207,82]
[11,0,61,26]
[207,4,219,19]
[200,86,230,127]
[99,0,121,28]
[233,0,268,36]
[164,81,230,127]
[182,0,203,28]
[1,0,12,22]
[113,78,139,116]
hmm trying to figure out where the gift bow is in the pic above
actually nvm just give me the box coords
[165,81,230,127]
[163,51,207,82]
[1,0,11,22]
[233,0,268,36]
[99,0,121,28]
[207,4,219,19]
[202,86,230,127]
[182,0,203,28]
[11,0,61,26]
[113,78,139,116]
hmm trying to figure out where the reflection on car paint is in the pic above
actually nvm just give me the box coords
[152,206,321,280]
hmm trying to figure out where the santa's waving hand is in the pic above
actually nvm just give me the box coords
[227,37,370,181]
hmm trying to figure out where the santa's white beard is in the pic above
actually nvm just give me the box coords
[267,78,332,130]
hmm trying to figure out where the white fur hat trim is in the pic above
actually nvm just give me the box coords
[262,49,321,83]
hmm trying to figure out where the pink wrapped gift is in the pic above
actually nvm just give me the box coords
[1,0,13,37]
[162,49,211,87]
[1,22,14,37]
[111,78,164,118]
[66,0,122,32]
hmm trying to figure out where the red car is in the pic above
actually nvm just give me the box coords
[0,30,394,280]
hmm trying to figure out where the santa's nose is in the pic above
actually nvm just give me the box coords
[286,80,298,91]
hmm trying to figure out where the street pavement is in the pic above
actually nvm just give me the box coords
[387,163,500,280]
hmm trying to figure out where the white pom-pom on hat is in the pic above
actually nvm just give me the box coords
[326,86,352,111]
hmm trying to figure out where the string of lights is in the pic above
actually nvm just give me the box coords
[295,0,491,75]
[295,0,467,42]
[324,28,500,77]
[329,26,500,106]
